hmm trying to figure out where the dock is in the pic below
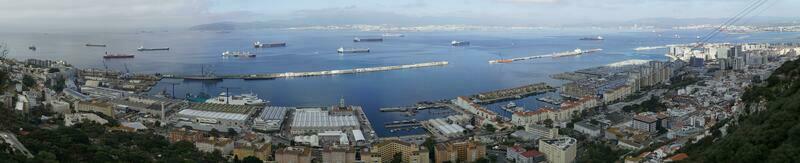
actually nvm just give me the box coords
[164,61,449,80]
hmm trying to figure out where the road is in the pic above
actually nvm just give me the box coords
[0,132,33,158]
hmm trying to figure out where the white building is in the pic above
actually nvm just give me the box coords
[290,108,359,135]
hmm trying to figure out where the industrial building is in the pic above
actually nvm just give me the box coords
[174,103,260,132]
[426,118,467,138]
[290,108,359,135]
[253,106,290,131]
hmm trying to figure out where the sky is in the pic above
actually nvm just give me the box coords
[0,0,797,31]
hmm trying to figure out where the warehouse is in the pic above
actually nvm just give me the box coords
[253,106,290,131]
[174,103,260,132]
[290,108,359,135]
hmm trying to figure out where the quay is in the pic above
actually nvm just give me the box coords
[163,61,449,80]
[472,83,555,104]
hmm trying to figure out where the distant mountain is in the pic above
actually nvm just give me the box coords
[625,17,800,27]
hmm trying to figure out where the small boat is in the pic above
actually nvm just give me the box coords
[28,45,36,51]
[579,36,604,40]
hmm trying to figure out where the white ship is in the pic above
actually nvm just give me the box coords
[205,92,267,105]
[451,40,470,46]
[222,51,256,58]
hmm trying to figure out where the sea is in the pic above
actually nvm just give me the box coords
[2,28,798,137]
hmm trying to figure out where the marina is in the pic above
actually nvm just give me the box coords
[472,83,555,104]
[165,61,449,80]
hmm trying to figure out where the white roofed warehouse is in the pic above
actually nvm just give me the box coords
[290,108,360,135]
[174,103,261,133]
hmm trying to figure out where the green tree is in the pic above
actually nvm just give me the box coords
[391,152,403,163]
[22,75,35,88]
[242,156,262,163]
[483,124,496,132]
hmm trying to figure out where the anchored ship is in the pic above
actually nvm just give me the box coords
[337,47,370,53]
[222,51,256,58]
[85,44,107,47]
[137,46,169,51]
[103,52,134,59]
[579,36,604,40]
[254,41,286,48]
[353,37,383,42]
[205,92,267,106]
[451,40,470,46]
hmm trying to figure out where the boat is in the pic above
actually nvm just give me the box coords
[337,47,370,53]
[504,102,517,109]
[489,59,513,64]
[28,45,36,51]
[222,51,256,58]
[579,36,604,40]
[205,92,267,106]
[382,33,405,37]
[103,52,134,59]
[85,44,107,47]
[254,41,286,48]
[451,41,470,46]
[353,37,383,42]
[137,46,169,51]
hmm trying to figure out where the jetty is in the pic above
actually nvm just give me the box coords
[163,61,449,80]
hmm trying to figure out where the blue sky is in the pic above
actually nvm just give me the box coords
[0,0,796,30]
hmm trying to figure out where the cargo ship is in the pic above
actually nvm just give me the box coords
[103,52,134,59]
[451,40,470,46]
[353,37,383,42]
[254,41,286,48]
[137,46,169,51]
[579,36,604,40]
[222,51,256,58]
[28,45,36,51]
[85,44,107,47]
[337,47,370,53]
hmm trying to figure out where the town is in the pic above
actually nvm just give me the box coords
[0,41,797,163]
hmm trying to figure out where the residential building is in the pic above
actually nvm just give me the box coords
[275,146,312,163]
[506,145,545,163]
[322,145,357,163]
[371,139,430,163]
[233,140,272,162]
[538,136,577,163]
[573,121,603,137]
[434,140,485,163]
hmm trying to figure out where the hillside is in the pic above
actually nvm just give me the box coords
[679,58,800,162]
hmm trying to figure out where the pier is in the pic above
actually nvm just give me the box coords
[163,61,449,80]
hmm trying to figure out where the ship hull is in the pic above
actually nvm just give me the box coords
[137,48,170,51]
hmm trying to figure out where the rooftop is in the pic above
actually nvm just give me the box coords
[291,108,358,128]
[177,109,249,121]
[189,103,260,114]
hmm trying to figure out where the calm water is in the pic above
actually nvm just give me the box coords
[3,29,799,136]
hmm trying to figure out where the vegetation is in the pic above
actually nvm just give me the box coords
[577,142,628,163]
[483,124,496,132]
[22,75,35,88]
[622,95,667,113]
[422,138,436,162]
[669,75,700,90]
[679,59,800,162]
